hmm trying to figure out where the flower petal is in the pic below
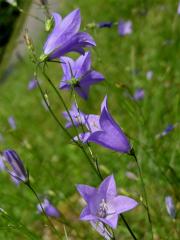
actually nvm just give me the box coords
[44,12,62,55]
[74,51,91,78]
[110,195,138,214]
[76,184,96,202]
[98,175,117,201]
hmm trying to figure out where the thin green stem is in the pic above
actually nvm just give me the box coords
[121,214,137,240]
[130,148,153,239]
[25,183,61,239]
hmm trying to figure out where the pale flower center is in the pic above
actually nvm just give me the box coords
[97,199,108,218]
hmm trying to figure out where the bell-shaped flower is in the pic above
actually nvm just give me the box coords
[118,20,132,36]
[132,88,145,101]
[74,96,131,153]
[37,198,60,218]
[60,51,105,99]
[43,9,96,60]
[165,196,176,219]
[2,149,28,184]
[77,175,138,229]
[63,103,87,128]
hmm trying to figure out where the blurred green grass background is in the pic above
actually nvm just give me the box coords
[0,0,179,239]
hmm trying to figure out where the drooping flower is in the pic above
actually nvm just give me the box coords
[146,70,153,80]
[63,103,87,128]
[42,9,96,60]
[60,51,105,99]
[8,116,16,130]
[97,21,113,28]
[74,96,131,153]
[28,79,38,90]
[165,196,176,219]
[2,149,28,184]
[118,20,132,36]
[37,198,60,218]
[133,88,145,101]
[77,175,138,230]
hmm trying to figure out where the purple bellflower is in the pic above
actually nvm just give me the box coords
[42,9,96,60]
[28,79,38,90]
[178,2,180,15]
[74,96,131,153]
[37,198,60,218]
[118,20,132,36]
[63,103,87,128]
[2,149,28,184]
[133,88,145,101]
[77,175,138,231]
[60,51,105,99]
[156,124,175,139]
[8,116,16,130]
[146,70,153,80]
[165,196,176,219]
[97,21,113,28]
[0,155,5,171]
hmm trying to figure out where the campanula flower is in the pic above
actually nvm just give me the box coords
[63,103,87,128]
[0,155,5,170]
[97,21,113,28]
[178,2,180,15]
[37,198,60,218]
[28,79,38,90]
[74,96,131,153]
[2,149,28,184]
[118,20,132,36]
[155,124,175,139]
[165,196,176,219]
[8,116,16,130]
[60,51,104,99]
[133,88,145,101]
[146,70,153,80]
[91,221,112,239]
[77,175,138,229]
[42,9,96,60]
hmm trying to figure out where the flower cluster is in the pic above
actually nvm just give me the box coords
[1,8,139,240]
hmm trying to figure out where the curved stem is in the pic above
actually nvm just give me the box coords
[130,148,153,239]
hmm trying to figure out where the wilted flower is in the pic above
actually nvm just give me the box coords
[37,198,60,218]
[156,124,175,139]
[146,70,153,80]
[97,22,113,28]
[42,9,96,60]
[74,96,131,153]
[63,103,87,128]
[60,51,104,99]
[77,175,138,230]
[133,88,145,101]
[2,149,28,184]
[8,116,16,130]
[28,79,38,90]
[118,20,132,36]
[165,196,176,219]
